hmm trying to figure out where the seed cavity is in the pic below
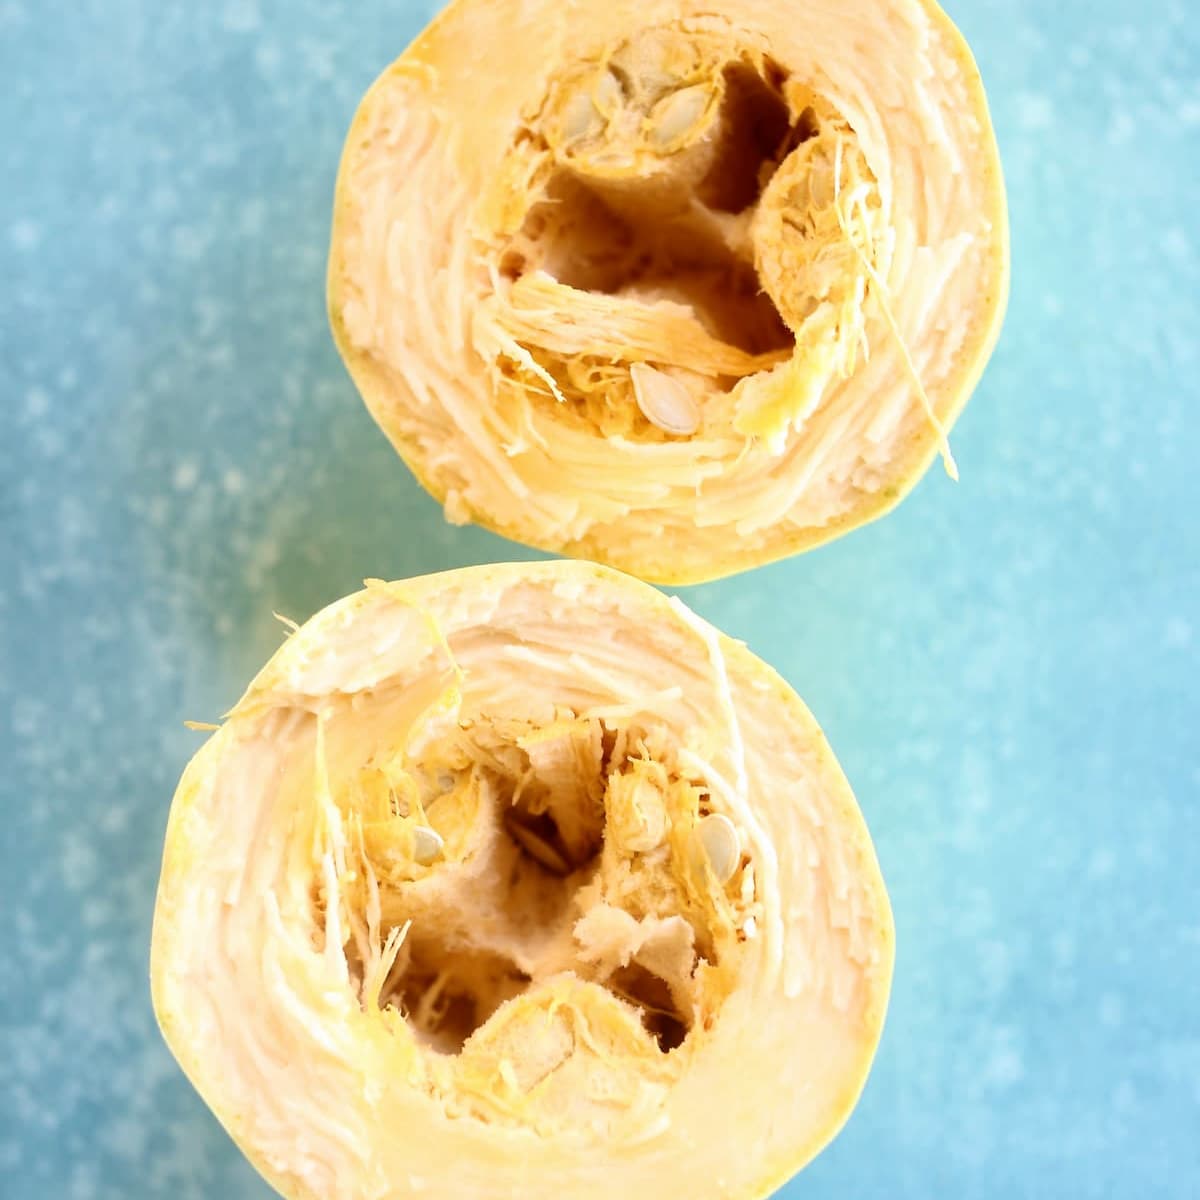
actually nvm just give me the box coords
[693,812,740,884]
[630,362,700,436]
[493,30,911,452]
[315,705,762,1124]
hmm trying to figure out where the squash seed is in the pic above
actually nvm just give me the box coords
[648,84,710,148]
[562,89,603,143]
[693,812,740,884]
[506,813,573,875]
[630,363,700,436]
[411,825,444,866]
[594,68,625,116]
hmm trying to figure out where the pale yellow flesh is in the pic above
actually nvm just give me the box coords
[152,562,893,1200]
[328,0,1008,583]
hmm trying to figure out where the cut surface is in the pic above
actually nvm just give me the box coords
[152,563,894,1200]
[329,0,1008,582]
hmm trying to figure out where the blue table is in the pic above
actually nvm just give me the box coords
[2,1,1197,1196]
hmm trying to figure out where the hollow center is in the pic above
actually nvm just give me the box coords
[392,940,533,1055]
[359,716,705,1056]
[392,785,604,1054]
[504,59,799,359]
[517,171,792,357]
[695,61,795,214]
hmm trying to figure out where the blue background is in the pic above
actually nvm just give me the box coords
[2,0,1197,1196]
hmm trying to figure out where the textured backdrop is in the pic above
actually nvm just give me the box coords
[1,0,1198,1196]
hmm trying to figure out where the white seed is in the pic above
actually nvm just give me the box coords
[627,776,668,853]
[648,84,710,148]
[561,90,603,143]
[411,825,444,866]
[594,68,625,115]
[507,816,573,875]
[630,363,700,436]
[693,812,740,884]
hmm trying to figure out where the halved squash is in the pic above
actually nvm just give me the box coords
[152,561,893,1199]
[328,0,1008,583]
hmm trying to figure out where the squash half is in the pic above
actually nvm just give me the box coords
[328,0,1008,583]
[151,562,893,1199]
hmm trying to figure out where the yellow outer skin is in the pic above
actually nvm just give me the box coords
[327,0,1009,586]
[151,561,894,1200]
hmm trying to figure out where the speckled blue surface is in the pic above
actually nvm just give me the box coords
[2,0,1198,1196]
